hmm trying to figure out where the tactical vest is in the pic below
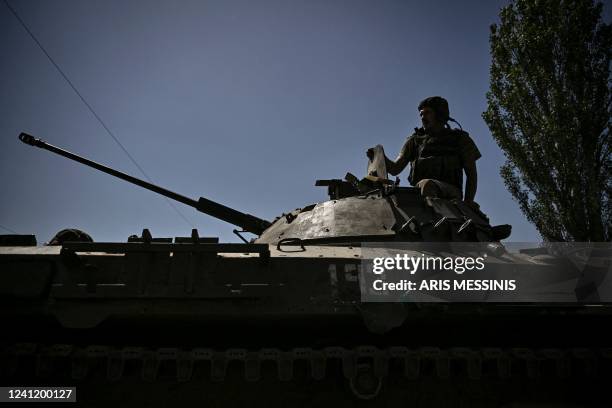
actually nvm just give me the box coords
[408,129,464,191]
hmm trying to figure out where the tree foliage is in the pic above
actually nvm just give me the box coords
[483,0,611,241]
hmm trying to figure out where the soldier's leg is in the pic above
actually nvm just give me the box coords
[416,179,441,198]
[417,179,463,199]
[432,180,462,200]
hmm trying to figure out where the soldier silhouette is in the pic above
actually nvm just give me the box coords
[368,96,481,210]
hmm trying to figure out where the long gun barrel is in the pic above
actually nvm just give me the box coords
[19,133,271,235]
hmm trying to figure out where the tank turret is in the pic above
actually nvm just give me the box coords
[19,132,511,244]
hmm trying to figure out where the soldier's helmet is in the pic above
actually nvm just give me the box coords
[418,96,450,123]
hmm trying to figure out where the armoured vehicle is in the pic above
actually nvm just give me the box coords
[1,133,611,407]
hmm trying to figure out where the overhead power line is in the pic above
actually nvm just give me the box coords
[0,224,19,234]
[3,0,194,229]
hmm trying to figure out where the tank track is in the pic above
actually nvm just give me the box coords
[3,343,612,406]
[3,343,611,382]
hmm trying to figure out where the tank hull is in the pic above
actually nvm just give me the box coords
[2,242,612,406]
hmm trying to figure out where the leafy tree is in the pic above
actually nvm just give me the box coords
[483,0,611,241]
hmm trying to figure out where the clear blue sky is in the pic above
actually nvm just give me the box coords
[1,0,608,243]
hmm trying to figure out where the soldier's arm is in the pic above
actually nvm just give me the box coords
[457,131,481,203]
[385,137,414,176]
[463,160,477,202]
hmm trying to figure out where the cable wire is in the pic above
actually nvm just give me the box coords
[4,0,194,228]
[0,224,19,234]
